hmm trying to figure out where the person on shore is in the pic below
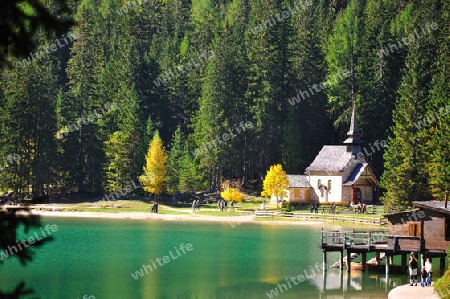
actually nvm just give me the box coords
[230,200,234,212]
[261,201,266,211]
[192,200,196,211]
[425,258,433,286]
[217,199,221,211]
[329,203,335,214]
[309,203,314,213]
[421,266,427,287]
[409,252,418,286]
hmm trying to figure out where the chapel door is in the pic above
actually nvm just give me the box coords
[354,188,361,203]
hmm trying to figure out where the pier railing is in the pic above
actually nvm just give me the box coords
[320,230,423,253]
[320,230,388,249]
[255,211,387,226]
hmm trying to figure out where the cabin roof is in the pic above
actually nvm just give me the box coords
[286,175,311,188]
[383,208,421,217]
[384,202,450,218]
[413,201,450,216]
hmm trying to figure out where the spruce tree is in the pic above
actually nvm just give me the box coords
[424,0,450,198]
[325,0,364,137]
[166,126,185,194]
[245,0,290,180]
[0,50,59,198]
[380,1,441,210]
[63,2,107,192]
[282,0,334,173]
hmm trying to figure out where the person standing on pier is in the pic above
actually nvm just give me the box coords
[420,266,427,287]
[409,252,418,286]
[425,258,433,286]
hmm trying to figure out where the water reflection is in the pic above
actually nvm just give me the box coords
[314,268,407,298]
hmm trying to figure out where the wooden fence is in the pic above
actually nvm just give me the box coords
[255,211,387,226]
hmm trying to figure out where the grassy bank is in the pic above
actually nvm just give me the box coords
[433,251,450,299]
[23,196,386,226]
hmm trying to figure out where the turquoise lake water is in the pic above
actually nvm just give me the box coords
[0,217,411,298]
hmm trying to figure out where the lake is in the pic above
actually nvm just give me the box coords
[0,217,410,298]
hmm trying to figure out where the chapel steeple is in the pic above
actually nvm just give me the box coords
[343,105,363,155]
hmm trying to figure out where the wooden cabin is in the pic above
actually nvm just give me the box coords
[384,201,450,271]
[285,175,312,204]
[321,201,450,275]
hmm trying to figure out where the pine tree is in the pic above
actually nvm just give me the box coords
[282,0,334,173]
[191,0,251,186]
[424,0,450,198]
[140,131,167,197]
[355,0,407,175]
[0,48,59,198]
[63,2,107,192]
[178,149,199,192]
[166,126,185,194]
[380,1,441,210]
[325,0,364,136]
[245,0,290,181]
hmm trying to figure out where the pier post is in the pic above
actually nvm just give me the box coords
[375,252,380,265]
[401,253,407,271]
[441,256,446,275]
[323,249,327,272]
[362,252,367,270]
[340,250,344,270]
[347,250,351,273]
[385,253,390,275]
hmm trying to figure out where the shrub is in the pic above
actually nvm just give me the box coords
[285,203,292,212]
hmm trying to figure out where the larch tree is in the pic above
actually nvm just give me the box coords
[355,0,405,175]
[261,164,289,206]
[140,131,167,197]
[325,0,364,137]
[221,187,244,203]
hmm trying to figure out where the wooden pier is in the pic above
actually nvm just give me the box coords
[320,229,446,275]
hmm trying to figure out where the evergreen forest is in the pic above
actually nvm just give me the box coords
[1,0,449,210]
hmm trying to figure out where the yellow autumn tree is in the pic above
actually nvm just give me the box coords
[139,131,167,197]
[261,164,289,203]
[221,187,244,202]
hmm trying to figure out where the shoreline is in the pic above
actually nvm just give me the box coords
[28,210,323,226]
